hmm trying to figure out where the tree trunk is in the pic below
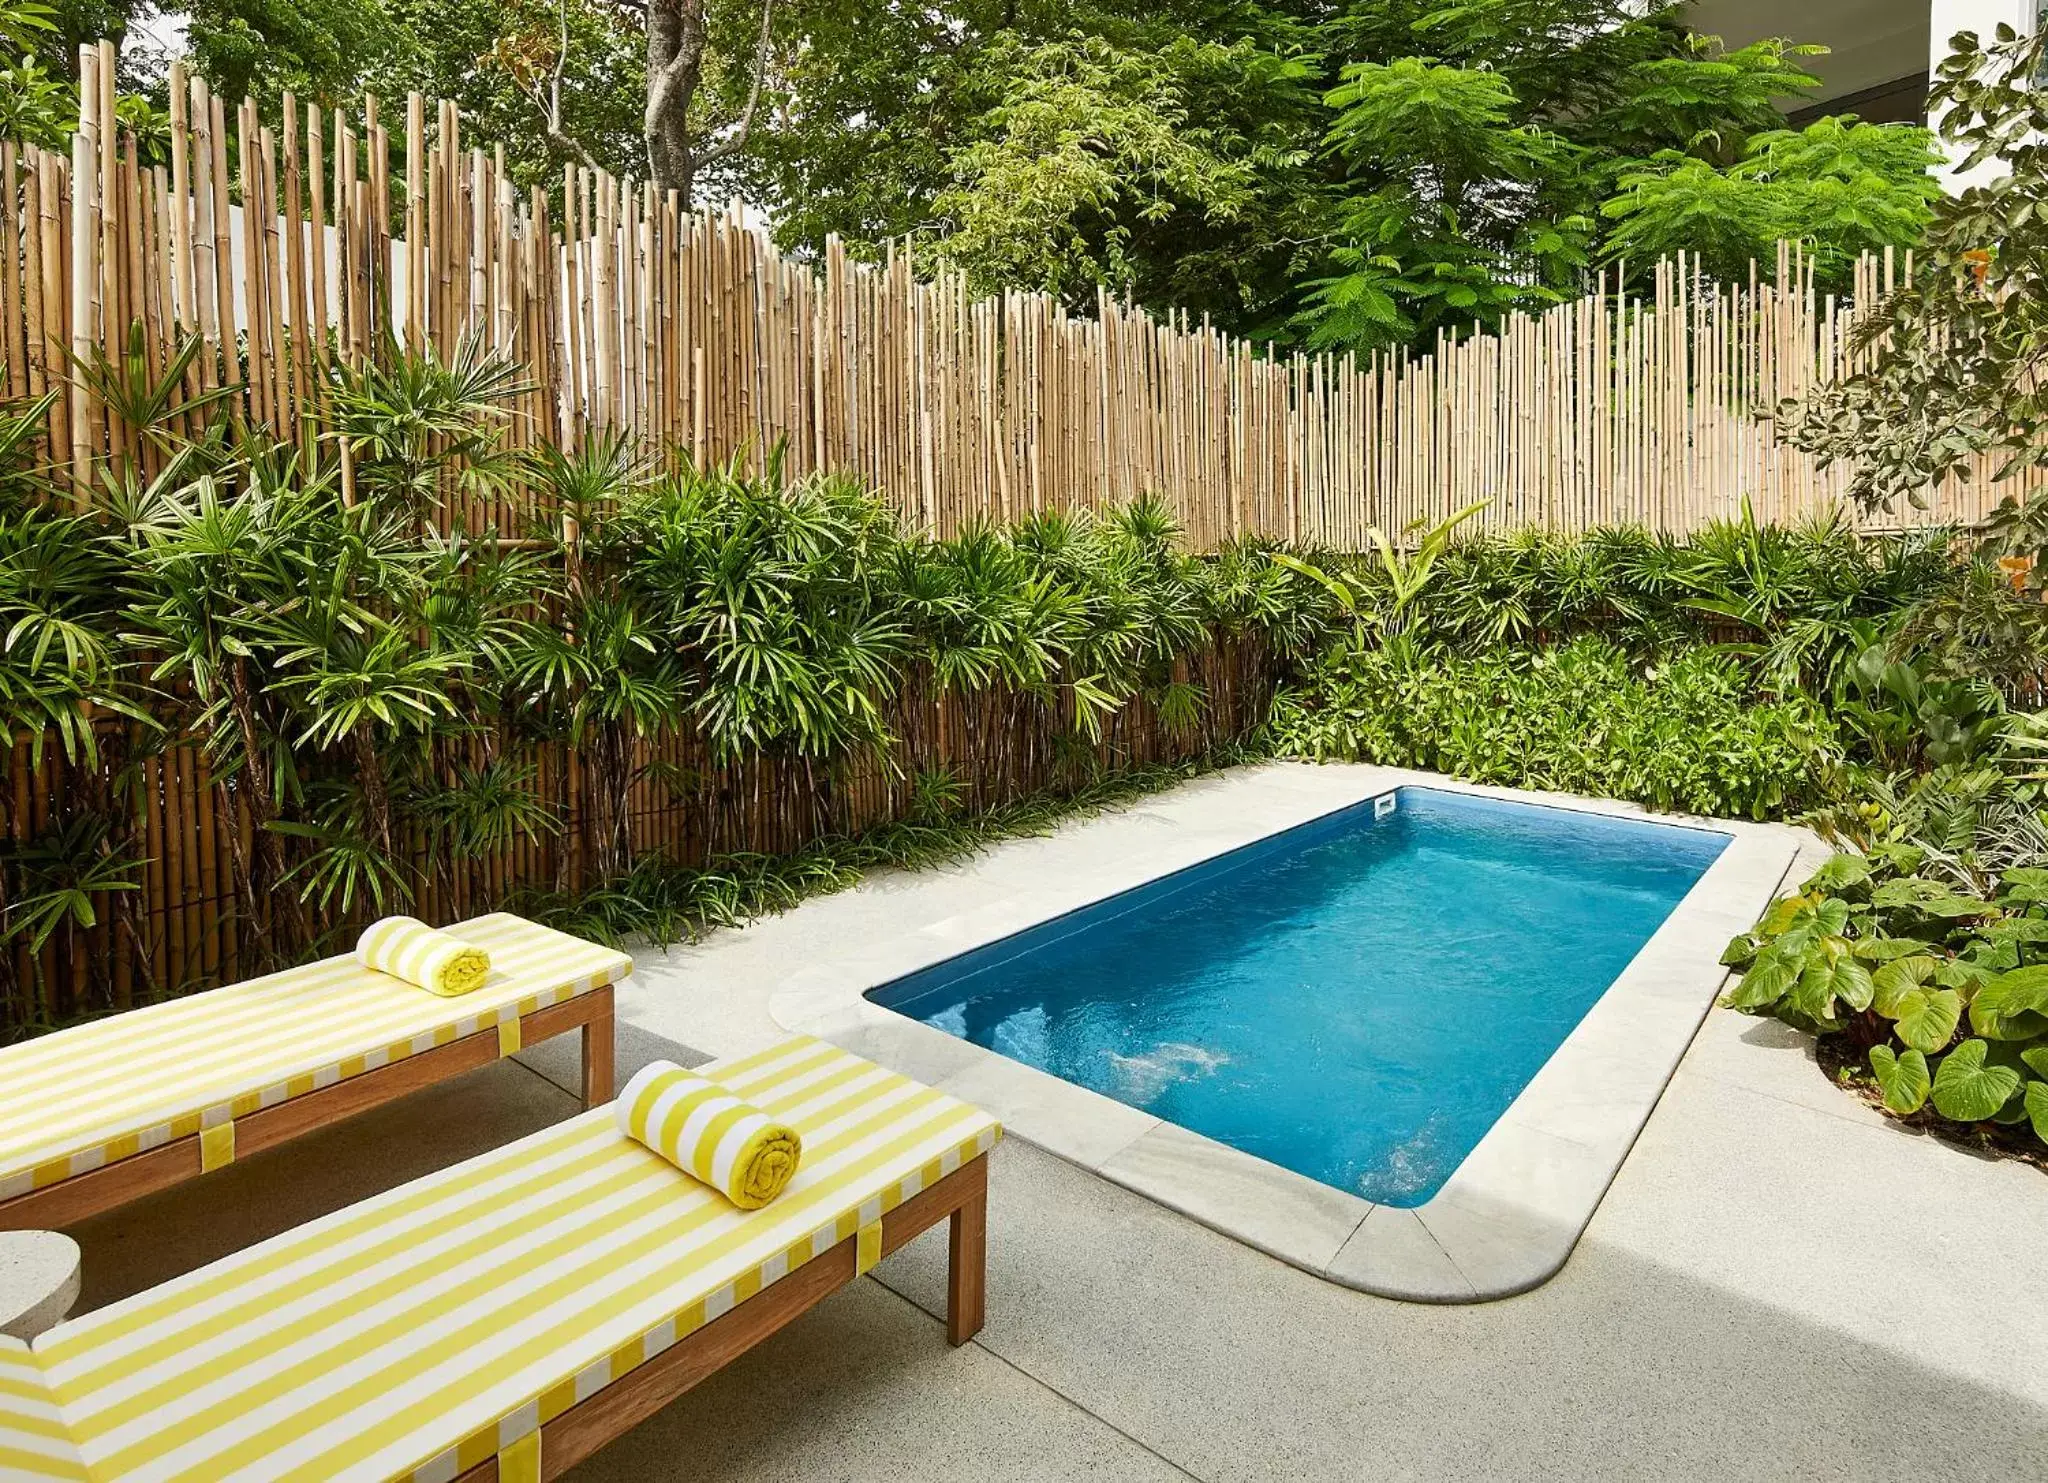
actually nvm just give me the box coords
[227,659,308,960]
[352,721,394,862]
[644,0,773,201]
[644,0,707,202]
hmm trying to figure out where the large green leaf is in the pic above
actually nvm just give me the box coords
[1976,917,2048,948]
[2026,1080,2048,1142]
[1935,957,1994,991]
[1871,954,1938,1017]
[1789,949,1871,1023]
[1810,898,1852,935]
[1872,877,1948,909]
[1997,866,2048,903]
[1930,1039,2023,1122]
[1919,895,1999,920]
[1892,987,1962,1054]
[1968,966,2048,1040]
[1804,854,1872,893]
[1854,935,1938,964]
[1764,895,1851,937]
[1722,954,1799,1010]
[1869,842,1926,876]
[1719,931,1758,969]
[1869,1044,1930,1115]
[1871,878,1993,919]
[1757,894,1810,936]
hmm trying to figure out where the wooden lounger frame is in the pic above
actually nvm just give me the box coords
[0,985,616,1232]
[452,1152,989,1481]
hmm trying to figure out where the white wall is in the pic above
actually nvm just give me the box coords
[1930,0,2036,188]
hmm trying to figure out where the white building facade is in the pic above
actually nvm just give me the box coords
[1689,0,2038,185]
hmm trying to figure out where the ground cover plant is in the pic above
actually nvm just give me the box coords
[1264,508,2000,810]
[1721,842,2048,1157]
[1269,637,1832,820]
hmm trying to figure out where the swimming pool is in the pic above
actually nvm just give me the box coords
[868,786,1730,1207]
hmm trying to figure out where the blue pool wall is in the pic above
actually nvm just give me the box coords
[869,786,1731,1026]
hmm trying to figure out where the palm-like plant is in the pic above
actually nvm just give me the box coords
[329,330,531,527]
[1272,499,1489,647]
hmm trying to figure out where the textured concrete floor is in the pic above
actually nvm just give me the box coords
[63,765,2048,1481]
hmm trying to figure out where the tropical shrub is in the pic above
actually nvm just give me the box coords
[1268,636,1835,820]
[1722,845,2048,1148]
[1777,26,2048,514]
[1364,513,1958,687]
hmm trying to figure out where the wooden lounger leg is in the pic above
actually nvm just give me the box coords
[582,988,615,1108]
[947,1155,988,1345]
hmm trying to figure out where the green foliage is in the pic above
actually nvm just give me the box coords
[1290,7,1910,351]
[707,0,1913,347]
[1777,27,2048,511]
[181,0,388,109]
[1270,498,1488,639]
[20,0,1929,349]
[1723,832,2048,1151]
[1270,636,1835,820]
[364,0,647,189]
[927,34,1286,300]
[1332,512,1957,694]
[1600,117,1939,287]
[0,49,73,151]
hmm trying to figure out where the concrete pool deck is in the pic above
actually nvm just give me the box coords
[53,761,2048,1479]
[766,765,1803,1300]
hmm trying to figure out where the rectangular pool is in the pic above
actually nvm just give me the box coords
[868,787,1729,1206]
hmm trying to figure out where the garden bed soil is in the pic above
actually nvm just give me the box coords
[1816,1033,2048,1174]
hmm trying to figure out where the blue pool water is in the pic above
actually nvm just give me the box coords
[869,787,1728,1206]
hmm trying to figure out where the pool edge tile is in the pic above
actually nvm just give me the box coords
[1324,1206,1477,1303]
[1096,1122,1371,1277]
[934,1053,1162,1171]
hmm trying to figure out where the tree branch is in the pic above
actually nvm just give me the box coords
[521,0,607,173]
[697,0,775,166]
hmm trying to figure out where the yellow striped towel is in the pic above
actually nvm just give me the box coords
[355,916,493,996]
[617,1060,803,1208]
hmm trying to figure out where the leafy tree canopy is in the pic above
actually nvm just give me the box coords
[737,0,1937,350]
[0,0,1943,352]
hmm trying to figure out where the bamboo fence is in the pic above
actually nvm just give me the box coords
[2,52,2034,551]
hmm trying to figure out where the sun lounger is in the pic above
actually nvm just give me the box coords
[0,915,631,1231]
[1,1035,998,1481]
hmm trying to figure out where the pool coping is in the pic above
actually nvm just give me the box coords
[768,765,1805,1303]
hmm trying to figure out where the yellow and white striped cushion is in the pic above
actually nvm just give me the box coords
[616,1061,802,1208]
[0,915,632,1202]
[0,1339,85,1480]
[28,1036,1000,1482]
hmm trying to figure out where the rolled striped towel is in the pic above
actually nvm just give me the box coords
[617,1060,803,1208]
[355,916,493,996]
